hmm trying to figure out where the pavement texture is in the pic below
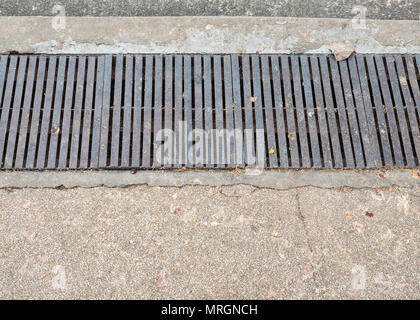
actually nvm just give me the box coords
[1,16,419,54]
[0,0,418,20]
[0,184,418,299]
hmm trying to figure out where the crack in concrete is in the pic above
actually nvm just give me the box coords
[294,190,321,288]
[295,190,314,254]
[0,183,417,192]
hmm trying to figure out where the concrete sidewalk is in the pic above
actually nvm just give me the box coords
[0,183,418,299]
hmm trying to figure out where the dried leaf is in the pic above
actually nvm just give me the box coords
[269,148,275,154]
[234,165,243,174]
[51,125,60,134]
[328,41,355,61]
[365,210,374,218]
[250,96,257,102]
[22,201,31,209]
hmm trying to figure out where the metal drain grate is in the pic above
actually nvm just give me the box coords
[0,54,419,170]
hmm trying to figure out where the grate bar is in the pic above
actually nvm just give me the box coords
[354,55,382,168]
[310,56,333,168]
[261,55,279,168]
[142,55,154,168]
[26,57,47,169]
[301,55,322,168]
[15,56,37,169]
[281,55,300,168]
[69,56,86,169]
[231,55,244,168]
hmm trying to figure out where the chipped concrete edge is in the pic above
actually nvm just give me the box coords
[0,16,419,54]
[0,170,418,189]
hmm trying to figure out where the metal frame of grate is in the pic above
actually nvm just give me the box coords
[0,54,419,170]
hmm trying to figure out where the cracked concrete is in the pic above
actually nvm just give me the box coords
[0,169,419,189]
[0,16,419,54]
[0,184,418,299]
[1,170,418,299]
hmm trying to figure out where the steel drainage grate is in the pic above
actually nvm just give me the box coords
[0,54,419,170]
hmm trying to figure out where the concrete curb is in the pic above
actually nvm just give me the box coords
[1,16,419,54]
[0,170,418,189]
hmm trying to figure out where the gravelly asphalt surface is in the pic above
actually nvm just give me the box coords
[0,0,418,20]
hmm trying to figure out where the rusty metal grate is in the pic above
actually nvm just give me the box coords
[0,54,419,170]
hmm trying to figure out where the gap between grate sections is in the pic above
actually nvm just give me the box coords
[0,54,419,170]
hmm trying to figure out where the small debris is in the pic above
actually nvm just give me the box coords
[130,169,137,174]
[269,148,275,154]
[250,96,257,103]
[378,172,385,179]
[234,166,243,174]
[328,41,355,61]
[256,50,262,55]
[365,210,374,218]
[22,201,31,209]
[51,125,60,134]
[205,24,213,31]
[399,76,407,85]
[373,188,382,198]
[172,207,181,214]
